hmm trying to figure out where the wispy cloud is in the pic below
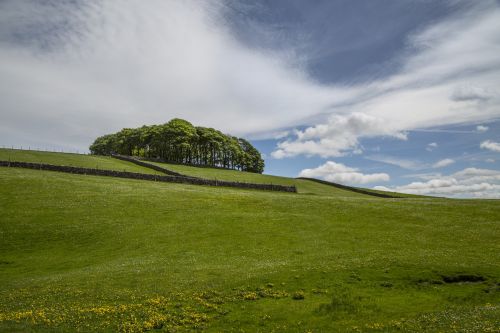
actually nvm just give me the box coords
[426,142,438,151]
[365,155,426,170]
[402,172,442,181]
[432,158,455,168]
[367,155,456,170]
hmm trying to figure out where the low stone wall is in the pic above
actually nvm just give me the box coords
[296,177,397,198]
[0,160,297,193]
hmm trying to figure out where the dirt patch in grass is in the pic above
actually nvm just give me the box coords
[441,274,486,284]
[416,273,487,286]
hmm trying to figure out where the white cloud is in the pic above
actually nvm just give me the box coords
[426,142,438,151]
[432,158,455,168]
[452,167,500,184]
[480,140,500,152]
[271,113,407,159]
[374,167,500,198]
[486,158,495,163]
[298,161,389,185]
[476,125,489,132]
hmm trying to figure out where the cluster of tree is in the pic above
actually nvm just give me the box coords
[89,119,265,173]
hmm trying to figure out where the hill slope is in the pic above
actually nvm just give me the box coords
[0,150,499,332]
[0,149,378,197]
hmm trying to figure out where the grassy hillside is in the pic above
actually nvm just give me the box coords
[146,160,376,197]
[0,152,499,332]
[0,149,373,197]
[0,149,162,175]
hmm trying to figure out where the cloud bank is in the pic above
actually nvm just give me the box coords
[299,161,389,185]
[375,168,500,198]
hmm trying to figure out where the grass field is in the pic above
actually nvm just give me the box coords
[0,150,499,332]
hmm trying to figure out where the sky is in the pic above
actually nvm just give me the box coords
[0,0,499,198]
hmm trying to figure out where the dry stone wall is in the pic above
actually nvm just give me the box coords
[0,160,297,193]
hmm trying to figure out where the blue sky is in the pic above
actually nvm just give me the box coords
[257,121,499,181]
[226,0,460,84]
[0,0,499,197]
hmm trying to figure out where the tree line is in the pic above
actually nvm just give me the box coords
[89,118,265,173]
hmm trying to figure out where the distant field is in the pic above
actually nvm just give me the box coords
[0,149,162,175]
[0,151,499,332]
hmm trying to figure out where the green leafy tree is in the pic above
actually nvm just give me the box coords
[89,119,264,173]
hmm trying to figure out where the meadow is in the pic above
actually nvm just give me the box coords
[0,149,499,332]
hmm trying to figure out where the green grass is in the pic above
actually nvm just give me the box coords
[0,151,499,332]
[0,148,162,175]
[0,149,377,197]
[146,160,371,197]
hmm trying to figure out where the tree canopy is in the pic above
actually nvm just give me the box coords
[89,119,265,173]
